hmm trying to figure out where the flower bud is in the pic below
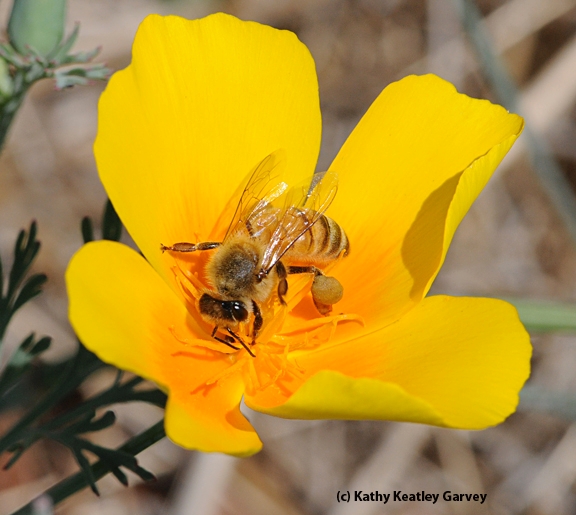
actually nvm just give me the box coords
[8,0,67,56]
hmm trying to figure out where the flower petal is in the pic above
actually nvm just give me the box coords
[249,371,446,424]
[165,371,262,456]
[246,296,531,429]
[66,241,261,455]
[327,75,523,328]
[95,13,321,294]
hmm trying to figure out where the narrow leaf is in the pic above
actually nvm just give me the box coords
[102,199,122,241]
[81,441,156,484]
[71,447,99,495]
[0,334,38,393]
[30,336,51,356]
[0,43,28,66]
[53,72,87,90]
[83,65,110,80]
[127,389,168,408]
[13,421,165,511]
[48,22,80,63]
[14,228,26,256]
[130,464,156,483]
[8,222,40,300]
[110,467,129,486]
[81,217,94,243]
[80,410,116,434]
[3,446,25,470]
[19,333,36,352]
[61,46,101,64]
[4,334,36,367]
[11,273,47,313]
[26,221,38,255]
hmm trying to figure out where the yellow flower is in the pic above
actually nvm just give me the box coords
[66,13,531,456]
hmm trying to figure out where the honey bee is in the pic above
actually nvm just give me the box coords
[161,150,349,356]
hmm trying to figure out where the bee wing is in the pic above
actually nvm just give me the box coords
[260,170,339,274]
[223,150,289,241]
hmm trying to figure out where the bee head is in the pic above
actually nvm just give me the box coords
[199,293,249,323]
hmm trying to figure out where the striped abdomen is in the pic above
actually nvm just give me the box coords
[286,212,350,265]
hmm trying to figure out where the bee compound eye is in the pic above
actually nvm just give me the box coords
[230,301,249,322]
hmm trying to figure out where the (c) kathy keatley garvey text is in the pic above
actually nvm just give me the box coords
[335,490,488,505]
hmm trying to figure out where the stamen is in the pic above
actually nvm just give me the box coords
[179,340,305,395]
[171,265,201,301]
[245,359,259,395]
[258,304,287,343]
[271,313,364,351]
[173,258,205,296]
[205,358,245,385]
[169,325,234,353]
[165,242,356,396]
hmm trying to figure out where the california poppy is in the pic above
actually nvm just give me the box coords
[66,13,531,456]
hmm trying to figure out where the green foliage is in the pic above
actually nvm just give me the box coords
[12,421,166,515]
[505,298,576,333]
[3,372,165,494]
[81,216,94,244]
[0,2,160,507]
[102,199,123,242]
[0,212,165,507]
[0,21,110,92]
[0,222,47,343]
[0,333,51,396]
[0,18,109,152]
[81,198,123,244]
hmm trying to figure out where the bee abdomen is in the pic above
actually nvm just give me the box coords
[324,215,349,257]
[292,213,349,261]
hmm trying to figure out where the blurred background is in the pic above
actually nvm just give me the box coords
[1,0,576,513]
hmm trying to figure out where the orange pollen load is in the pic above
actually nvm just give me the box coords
[166,256,363,394]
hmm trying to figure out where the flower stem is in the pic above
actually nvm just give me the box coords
[504,298,576,333]
[10,420,166,515]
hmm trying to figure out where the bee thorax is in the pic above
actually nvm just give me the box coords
[207,241,260,298]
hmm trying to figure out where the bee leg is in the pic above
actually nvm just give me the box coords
[226,327,256,358]
[160,241,221,253]
[287,265,322,277]
[276,261,288,305]
[287,266,343,316]
[251,300,263,344]
[210,326,240,351]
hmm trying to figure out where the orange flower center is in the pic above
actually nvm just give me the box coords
[167,255,363,395]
